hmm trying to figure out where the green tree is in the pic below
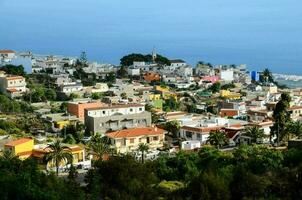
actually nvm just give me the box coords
[88,135,114,161]
[271,93,292,143]
[245,126,265,144]
[117,66,128,78]
[45,88,57,101]
[260,68,274,83]
[0,64,26,76]
[44,139,73,176]
[105,72,116,83]
[91,92,104,100]
[207,130,228,149]
[137,143,149,164]
[145,104,160,123]
[287,121,302,139]
[164,120,180,138]
[209,82,221,93]
[163,96,180,111]
[63,134,76,144]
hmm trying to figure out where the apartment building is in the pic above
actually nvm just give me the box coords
[85,103,152,134]
[0,74,27,98]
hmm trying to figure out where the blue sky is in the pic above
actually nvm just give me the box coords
[1,0,302,74]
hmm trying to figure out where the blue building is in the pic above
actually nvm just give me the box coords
[11,55,33,74]
[251,71,259,82]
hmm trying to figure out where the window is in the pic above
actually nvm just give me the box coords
[139,108,142,111]
[196,133,201,139]
[102,111,105,114]
[186,131,192,138]
[130,138,135,143]
[153,136,158,141]
[130,108,133,112]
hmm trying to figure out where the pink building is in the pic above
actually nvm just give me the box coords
[202,76,220,83]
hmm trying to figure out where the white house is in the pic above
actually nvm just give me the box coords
[0,50,16,62]
[170,59,187,68]
[0,74,27,98]
[127,68,140,76]
[181,141,201,150]
[220,70,234,82]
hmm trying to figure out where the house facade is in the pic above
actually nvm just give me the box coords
[4,138,90,170]
[106,127,165,153]
[0,74,27,98]
[85,104,152,133]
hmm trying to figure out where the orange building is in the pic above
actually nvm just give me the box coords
[143,72,161,83]
[220,109,239,118]
[67,101,105,121]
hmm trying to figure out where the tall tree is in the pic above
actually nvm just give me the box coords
[88,134,114,161]
[260,68,274,83]
[137,143,149,164]
[164,120,180,138]
[245,126,265,144]
[44,139,73,176]
[271,93,292,144]
[207,130,228,149]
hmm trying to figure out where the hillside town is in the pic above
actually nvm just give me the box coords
[1,49,302,199]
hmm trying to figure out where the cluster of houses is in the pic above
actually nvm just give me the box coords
[2,49,302,171]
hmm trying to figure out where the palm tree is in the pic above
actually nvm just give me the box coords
[244,126,265,144]
[88,134,114,161]
[137,143,149,164]
[288,121,302,139]
[207,130,228,149]
[44,139,73,176]
[1,149,17,161]
[261,68,273,83]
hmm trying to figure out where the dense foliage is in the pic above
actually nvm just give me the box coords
[120,53,171,66]
[1,145,302,199]
[84,145,302,200]
[0,155,84,200]
[0,64,26,76]
[0,94,33,113]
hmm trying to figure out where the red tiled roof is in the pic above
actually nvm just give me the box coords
[6,76,24,80]
[0,50,15,54]
[6,88,18,93]
[5,138,33,147]
[106,127,164,138]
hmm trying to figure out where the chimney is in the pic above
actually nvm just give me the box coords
[154,126,158,132]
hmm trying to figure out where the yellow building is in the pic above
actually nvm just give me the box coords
[4,138,34,160]
[106,127,165,154]
[220,90,241,100]
[4,138,88,170]
[154,86,178,101]
[155,86,170,92]
[55,120,72,130]
[149,93,161,101]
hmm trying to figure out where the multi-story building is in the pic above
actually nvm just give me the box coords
[85,104,152,134]
[67,100,105,121]
[106,127,165,153]
[0,74,27,98]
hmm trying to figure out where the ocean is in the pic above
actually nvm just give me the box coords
[0,0,302,74]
